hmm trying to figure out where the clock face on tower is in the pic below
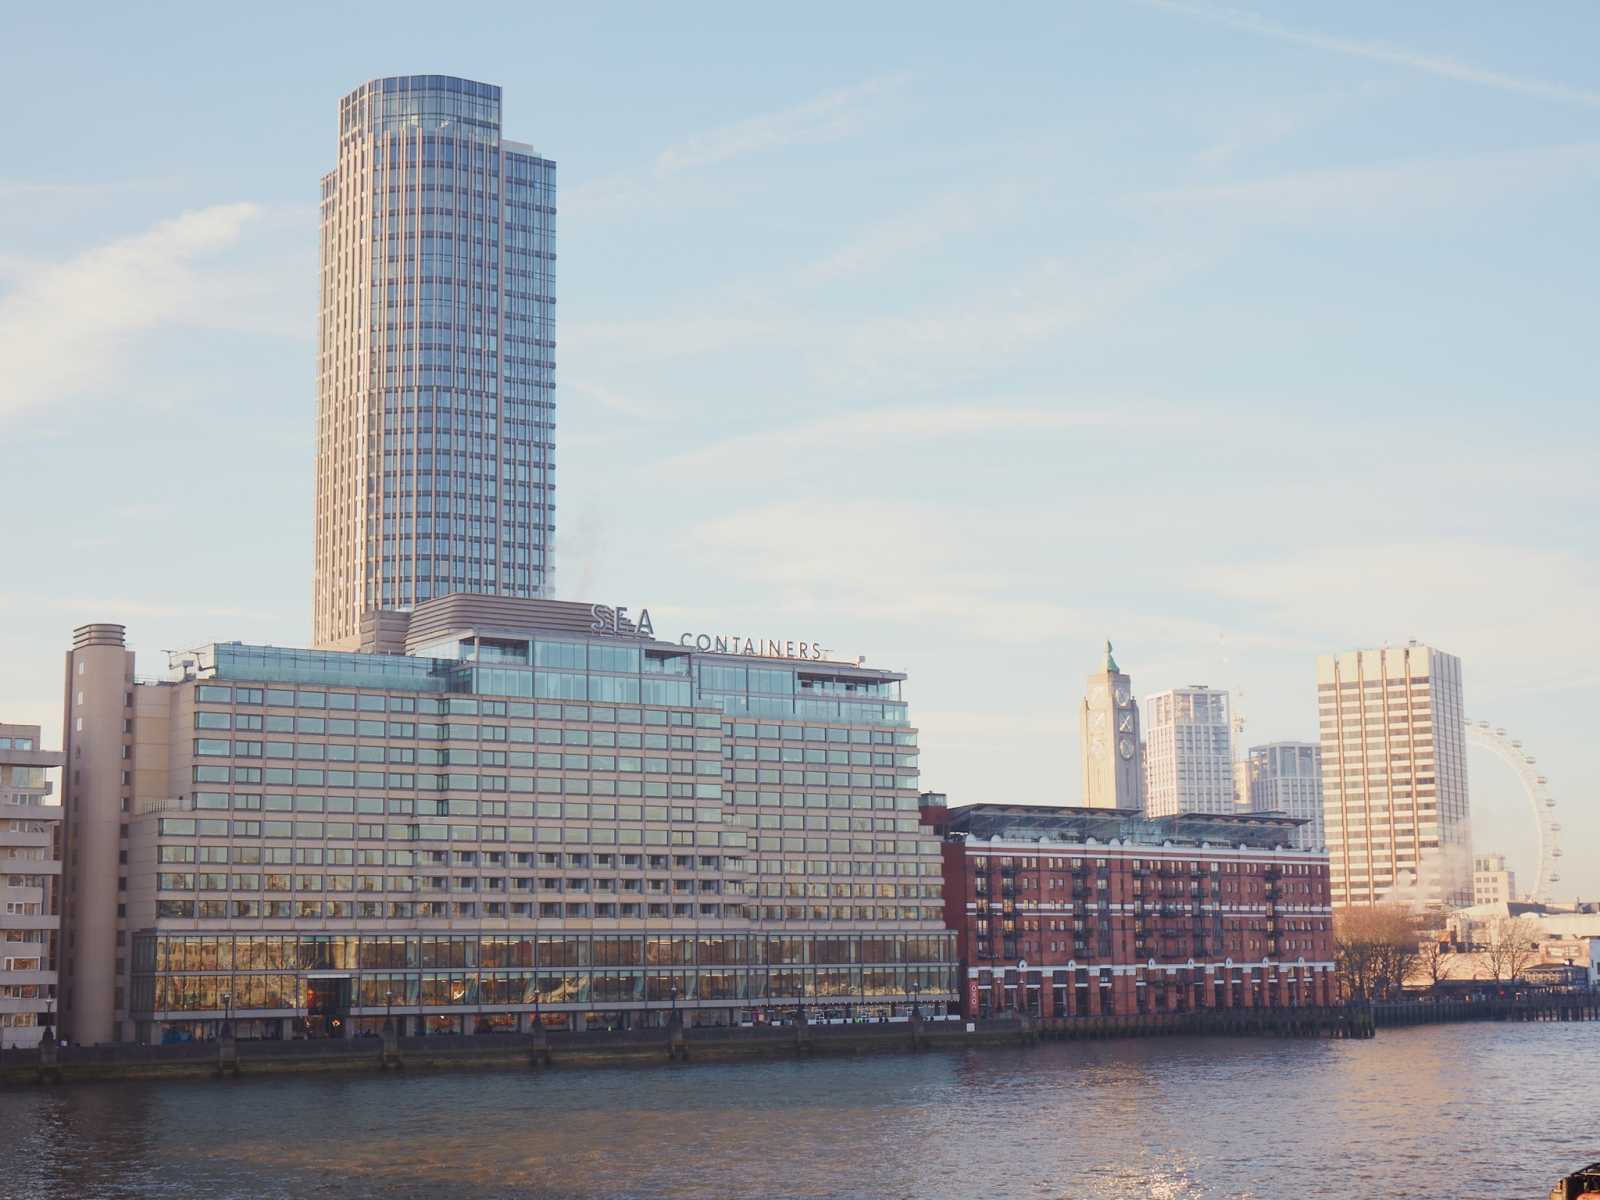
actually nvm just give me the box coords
[1118,736,1135,760]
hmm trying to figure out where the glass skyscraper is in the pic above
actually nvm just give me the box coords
[314,75,556,650]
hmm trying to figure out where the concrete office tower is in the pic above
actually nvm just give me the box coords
[1245,742,1324,850]
[314,76,557,650]
[59,625,139,1045]
[1473,854,1517,905]
[1080,642,1142,810]
[1,725,65,1048]
[1318,644,1471,909]
[58,600,954,1044]
[1143,687,1234,818]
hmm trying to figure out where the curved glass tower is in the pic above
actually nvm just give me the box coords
[314,75,556,649]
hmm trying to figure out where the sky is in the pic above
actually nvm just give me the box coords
[2,1,1596,899]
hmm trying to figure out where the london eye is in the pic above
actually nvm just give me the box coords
[1466,719,1561,903]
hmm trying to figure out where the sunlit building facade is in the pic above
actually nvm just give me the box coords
[1079,642,1142,810]
[1472,854,1517,906]
[931,803,1335,1019]
[1143,686,1234,818]
[1,725,63,1049]
[314,75,557,650]
[1317,643,1471,908]
[59,599,953,1044]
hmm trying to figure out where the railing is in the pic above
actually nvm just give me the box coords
[134,797,195,816]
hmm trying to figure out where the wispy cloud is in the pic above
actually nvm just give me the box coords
[1188,82,1383,169]
[0,177,174,201]
[0,592,280,623]
[0,203,277,422]
[1146,141,1600,224]
[655,74,911,175]
[799,187,1016,284]
[1136,0,1600,107]
[1192,540,1600,697]
[658,403,1162,474]
[565,75,912,219]
[677,499,1287,649]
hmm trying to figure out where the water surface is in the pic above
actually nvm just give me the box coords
[1,1023,1592,1199]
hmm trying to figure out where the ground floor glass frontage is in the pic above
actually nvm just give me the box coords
[131,928,957,1041]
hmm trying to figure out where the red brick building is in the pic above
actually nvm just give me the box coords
[926,802,1335,1019]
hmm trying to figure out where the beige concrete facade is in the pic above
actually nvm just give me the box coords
[59,625,136,1045]
[1472,853,1517,905]
[1,723,64,1049]
[63,600,954,1042]
[1317,643,1471,909]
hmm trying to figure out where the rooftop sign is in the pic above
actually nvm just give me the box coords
[677,633,827,660]
[589,602,835,662]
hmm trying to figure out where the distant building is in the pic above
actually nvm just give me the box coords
[313,75,558,650]
[1143,686,1234,818]
[928,803,1334,1019]
[1,724,64,1049]
[1246,742,1324,850]
[1318,644,1471,908]
[1537,937,1600,986]
[1079,643,1142,810]
[1472,854,1517,906]
[1233,759,1251,811]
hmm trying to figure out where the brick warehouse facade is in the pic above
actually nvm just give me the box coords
[926,802,1335,1019]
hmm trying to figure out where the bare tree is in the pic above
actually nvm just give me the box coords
[1335,905,1420,1000]
[1415,937,1454,992]
[1480,917,1541,982]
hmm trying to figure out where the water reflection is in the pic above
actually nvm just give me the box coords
[1,1025,1594,1199]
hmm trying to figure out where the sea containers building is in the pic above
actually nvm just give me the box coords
[60,597,953,1043]
[928,803,1335,1019]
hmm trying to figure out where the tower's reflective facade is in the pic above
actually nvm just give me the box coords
[315,75,556,650]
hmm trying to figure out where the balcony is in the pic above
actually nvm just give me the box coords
[0,829,52,851]
[0,969,56,988]
[0,856,60,875]
[0,914,58,932]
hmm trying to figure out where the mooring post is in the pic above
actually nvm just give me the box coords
[668,1009,688,1062]
[215,1023,239,1079]
[528,1019,551,1068]
[380,1016,402,1071]
[35,1033,61,1086]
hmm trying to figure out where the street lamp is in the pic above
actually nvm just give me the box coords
[670,981,679,1029]
[910,979,921,1020]
[795,976,805,1026]
[385,989,395,1034]
[221,991,232,1040]
[42,997,55,1046]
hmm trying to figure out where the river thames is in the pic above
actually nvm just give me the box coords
[1,1023,1592,1199]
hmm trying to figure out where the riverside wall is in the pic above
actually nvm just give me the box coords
[0,1004,1380,1087]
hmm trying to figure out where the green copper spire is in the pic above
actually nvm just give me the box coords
[1105,640,1119,673]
